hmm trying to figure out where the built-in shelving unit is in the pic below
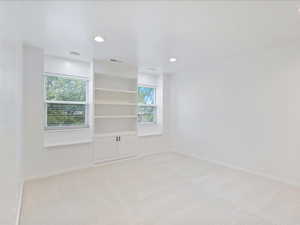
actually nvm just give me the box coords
[95,72,137,80]
[95,87,136,94]
[95,101,136,106]
[94,131,137,138]
[92,60,139,163]
[93,60,138,137]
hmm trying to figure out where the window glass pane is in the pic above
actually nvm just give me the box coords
[138,87,155,104]
[46,75,86,102]
[47,103,86,127]
[137,106,157,123]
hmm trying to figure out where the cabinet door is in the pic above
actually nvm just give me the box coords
[118,135,139,157]
[94,136,118,161]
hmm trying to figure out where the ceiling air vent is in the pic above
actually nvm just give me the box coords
[69,51,80,56]
[109,58,123,63]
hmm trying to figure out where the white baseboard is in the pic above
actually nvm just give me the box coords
[174,150,300,188]
[16,181,24,225]
[91,151,173,168]
[23,149,300,188]
[24,164,93,182]
[24,151,172,182]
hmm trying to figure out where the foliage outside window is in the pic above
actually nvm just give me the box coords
[137,86,157,123]
[45,74,88,129]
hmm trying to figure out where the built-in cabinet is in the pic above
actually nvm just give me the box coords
[94,136,119,161]
[93,60,139,163]
[93,134,138,162]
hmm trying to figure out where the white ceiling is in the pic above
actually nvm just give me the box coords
[1,1,300,73]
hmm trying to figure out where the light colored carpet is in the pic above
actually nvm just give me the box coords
[21,152,300,225]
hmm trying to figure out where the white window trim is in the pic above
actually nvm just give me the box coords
[44,73,90,130]
[137,84,158,125]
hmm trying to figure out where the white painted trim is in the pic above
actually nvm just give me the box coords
[138,132,163,137]
[93,154,138,166]
[94,131,137,138]
[24,164,93,182]
[93,150,172,167]
[16,181,24,225]
[174,151,300,188]
[44,139,92,148]
[45,125,90,131]
[45,100,87,105]
[138,104,157,107]
[23,151,172,182]
[44,72,90,80]
[45,127,90,133]
[95,101,136,106]
[138,150,172,158]
[95,72,137,80]
[95,87,136,94]
[94,115,137,119]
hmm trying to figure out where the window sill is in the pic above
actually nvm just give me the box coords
[138,122,158,126]
[45,126,90,133]
[45,139,92,149]
[138,132,162,137]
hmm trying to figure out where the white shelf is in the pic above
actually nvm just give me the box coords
[95,72,137,80]
[95,101,136,106]
[95,87,136,94]
[93,61,137,141]
[95,115,137,119]
[94,131,137,138]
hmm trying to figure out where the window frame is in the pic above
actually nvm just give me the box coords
[44,72,89,130]
[137,84,158,125]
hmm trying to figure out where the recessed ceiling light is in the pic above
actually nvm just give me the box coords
[94,35,105,43]
[169,57,177,62]
[69,51,80,56]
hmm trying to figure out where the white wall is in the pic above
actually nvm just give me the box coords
[169,44,300,186]
[0,37,22,225]
[22,45,45,179]
[23,53,94,179]
[23,54,171,180]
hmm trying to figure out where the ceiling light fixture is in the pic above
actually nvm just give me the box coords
[94,35,105,43]
[169,57,177,62]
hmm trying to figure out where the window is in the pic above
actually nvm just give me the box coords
[45,74,89,129]
[137,86,157,123]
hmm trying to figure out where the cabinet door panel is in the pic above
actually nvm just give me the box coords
[94,136,118,161]
[119,135,139,157]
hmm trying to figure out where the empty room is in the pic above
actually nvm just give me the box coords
[2,1,300,225]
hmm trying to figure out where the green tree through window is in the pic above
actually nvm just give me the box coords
[45,75,88,128]
[46,76,86,101]
[138,87,155,104]
[137,86,157,123]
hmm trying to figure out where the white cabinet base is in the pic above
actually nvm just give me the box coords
[93,135,139,163]
[94,136,118,161]
[119,135,139,157]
